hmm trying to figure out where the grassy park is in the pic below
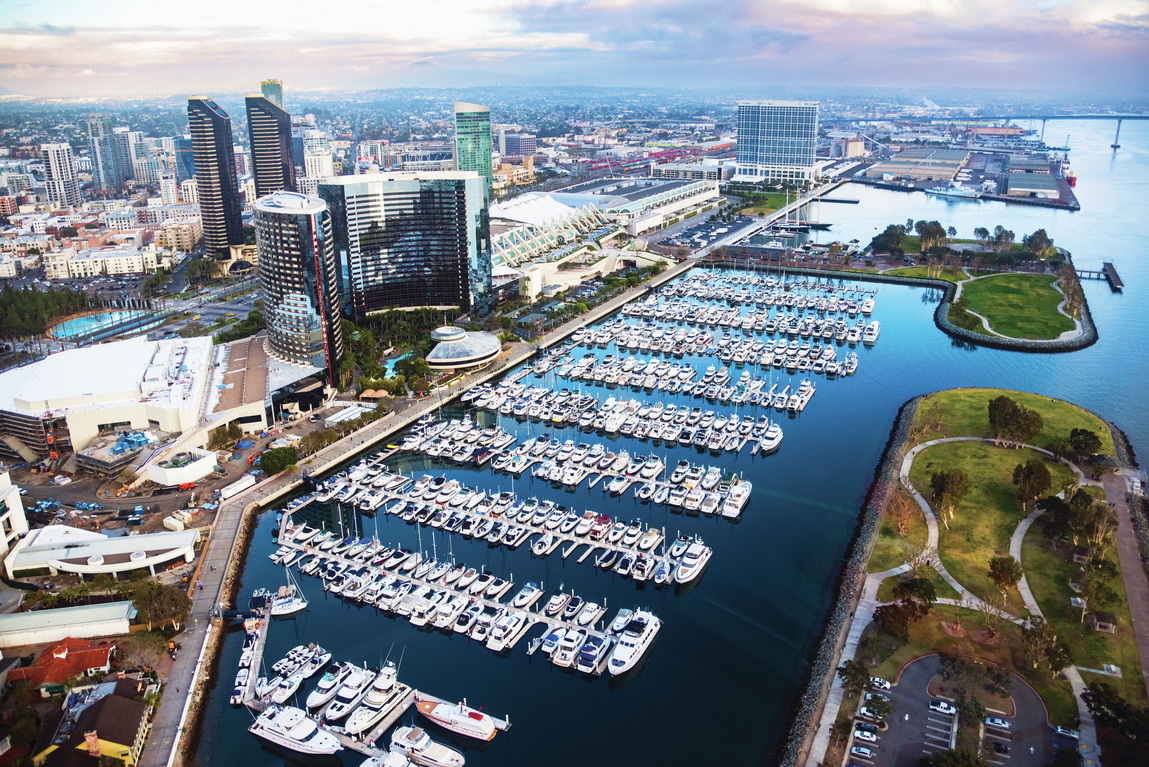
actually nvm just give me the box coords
[736,191,789,216]
[852,387,1133,736]
[953,273,1075,339]
[883,265,967,283]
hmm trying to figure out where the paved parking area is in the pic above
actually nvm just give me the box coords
[842,656,1063,767]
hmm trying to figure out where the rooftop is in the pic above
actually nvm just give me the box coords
[425,327,501,370]
[0,601,137,635]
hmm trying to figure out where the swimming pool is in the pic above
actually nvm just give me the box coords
[52,311,141,339]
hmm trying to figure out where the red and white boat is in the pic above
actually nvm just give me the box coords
[414,696,499,741]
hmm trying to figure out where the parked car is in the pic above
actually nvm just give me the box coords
[865,692,889,702]
[869,677,891,691]
[929,700,956,715]
[853,730,877,743]
[850,746,874,759]
[1054,726,1080,740]
[854,722,878,734]
[993,741,1010,754]
[985,717,1010,730]
[858,706,883,720]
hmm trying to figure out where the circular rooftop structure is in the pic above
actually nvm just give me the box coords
[425,326,501,371]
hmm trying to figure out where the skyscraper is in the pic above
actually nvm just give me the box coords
[454,102,493,189]
[187,96,244,256]
[734,100,819,183]
[253,191,344,380]
[173,136,195,181]
[41,143,80,208]
[245,94,296,198]
[260,79,284,108]
[88,115,133,191]
[318,172,493,319]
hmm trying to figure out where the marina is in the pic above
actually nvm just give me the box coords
[197,119,1149,767]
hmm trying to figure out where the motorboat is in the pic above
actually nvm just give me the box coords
[248,705,342,755]
[576,634,611,674]
[390,725,466,767]
[510,582,542,608]
[552,627,588,668]
[346,663,411,735]
[607,610,661,675]
[323,664,375,721]
[723,481,752,517]
[543,592,570,616]
[674,539,713,584]
[415,696,499,741]
[305,662,352,709]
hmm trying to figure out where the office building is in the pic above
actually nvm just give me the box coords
[180,178,198,204]
[234,145,251,177]
[253,191,344,378]
[245,94,296,198]
[261,78,284,108]
[734,100,819,183]
[88,115,133,191]
[187,96,244,256]
[318,172,493,319]
[41,143,80,208]
[454,102,493,189]
[160,175,178,206]
[502,132,537,157]
[173,135,195,180]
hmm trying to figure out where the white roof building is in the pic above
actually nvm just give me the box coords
[4,525,200,579]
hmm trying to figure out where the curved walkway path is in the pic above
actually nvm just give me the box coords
[952,272,1085,342]
[808,437,1103,766]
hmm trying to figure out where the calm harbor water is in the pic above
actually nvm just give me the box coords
[195,120,1149,767]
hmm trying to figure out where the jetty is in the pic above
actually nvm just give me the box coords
[1077,261,1123,291]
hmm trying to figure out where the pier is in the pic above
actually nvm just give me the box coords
[1077,261,1123,291]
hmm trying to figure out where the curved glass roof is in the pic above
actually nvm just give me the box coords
[425,329,501,368]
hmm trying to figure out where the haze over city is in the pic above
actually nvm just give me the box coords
[2,0,1148,96]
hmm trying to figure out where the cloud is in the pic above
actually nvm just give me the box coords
[0,0,1144,95]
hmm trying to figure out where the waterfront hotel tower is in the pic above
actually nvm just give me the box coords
[187,96,244,256]
[734,100,819,184]
[245,94,296,199]
[253,191,344,381]
[454,102,493,190]
[318,172,493,320]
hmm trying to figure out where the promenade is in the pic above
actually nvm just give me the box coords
[138,255,700,767]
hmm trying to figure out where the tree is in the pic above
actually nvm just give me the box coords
[867,697,892,720]
[930,469,971,529]
[987,395,1043,448]
[947,226,958,239]
[1068,428,1102,462]
[829,719,851,748]
[873,602,915,642]
[988,555,1023,594]
[1013,459,1051,510]
[836,659,871,697]
[992,225,1015,252]
[1078,558,1119,623]
[1045,635,1075,679]
[1081,681,1149,741]
[973,226,990,245]
[260,446,300,475]
[1023,228,1054,257]
[1020,616,1052,669]
[890,492,915,537]
[893,577,938,618]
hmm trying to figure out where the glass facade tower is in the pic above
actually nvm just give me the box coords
[245,94,296,199]
[187,96,244,255]
[735,100,819,183]
[453,102,493,190]
[260,79,284,108]
[88,115,133,191]
[318,172,493,319]
[254,191,344,381]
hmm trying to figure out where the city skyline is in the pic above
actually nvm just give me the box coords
[1,0,1146,98]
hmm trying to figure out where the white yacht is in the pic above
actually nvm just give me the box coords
[346,663,411,735]
[415,696,500,741]
[322,664,374,721]
[248,705,342,755]
[674,540,713,584]
[723,482,752,518]
[607,610,661,676]
[305,662,352,709]
[390,725,466,767]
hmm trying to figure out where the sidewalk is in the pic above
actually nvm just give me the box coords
[1102,472,1149,702]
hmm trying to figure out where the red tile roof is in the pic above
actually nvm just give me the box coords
[8,638,115,688]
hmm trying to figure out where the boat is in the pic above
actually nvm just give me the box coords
[543,592,570,616]
[510,582,541,608]
[322,664,375,721]
[345,663,411,735]
[924,180,981,199]
[305,662,352,709]
[552,627,588,668]
[607,610,661,675]
[674,539,713,584]
[248,705,342,755]
[576,634,610,673]
[415,696,499,741]
[723,481,752,518]
[390,725,466,767]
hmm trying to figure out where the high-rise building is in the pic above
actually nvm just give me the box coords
[318,171,493,319]
[734,100,819,183]
[253,191,343,380]
[41,143,80,208]
[160,175,178,206]
[234,145,251,177]
[173,136,195,181]
[187,96,244,256]
[180,178,198,204]
[454,102,493,189]
[301,129,334,181]
[502,133,537,157]
[245,94,296,198]
[260,79,284,108]
[88,115,133,191]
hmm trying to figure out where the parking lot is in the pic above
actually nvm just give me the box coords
[658,214,758,251]
[843,656,1078,767]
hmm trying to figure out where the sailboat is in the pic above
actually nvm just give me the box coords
[269,565,308,617]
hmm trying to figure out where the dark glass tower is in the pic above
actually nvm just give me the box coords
[318,172,493,320]
[187,96,244,256]
[245,95,296,199]
[254,191,344,382]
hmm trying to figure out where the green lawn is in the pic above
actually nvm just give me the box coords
[955,273,1074,340]
[912,388,1116,456]
[862,606,1078,725]
[907,441,1075,613]
[876,570,961,602]
[737,192,789,216]
[1021,528,1147,707]
[884,265,967,284]
[870,488,929,573]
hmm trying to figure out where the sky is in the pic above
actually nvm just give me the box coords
[0,0,1147,97]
